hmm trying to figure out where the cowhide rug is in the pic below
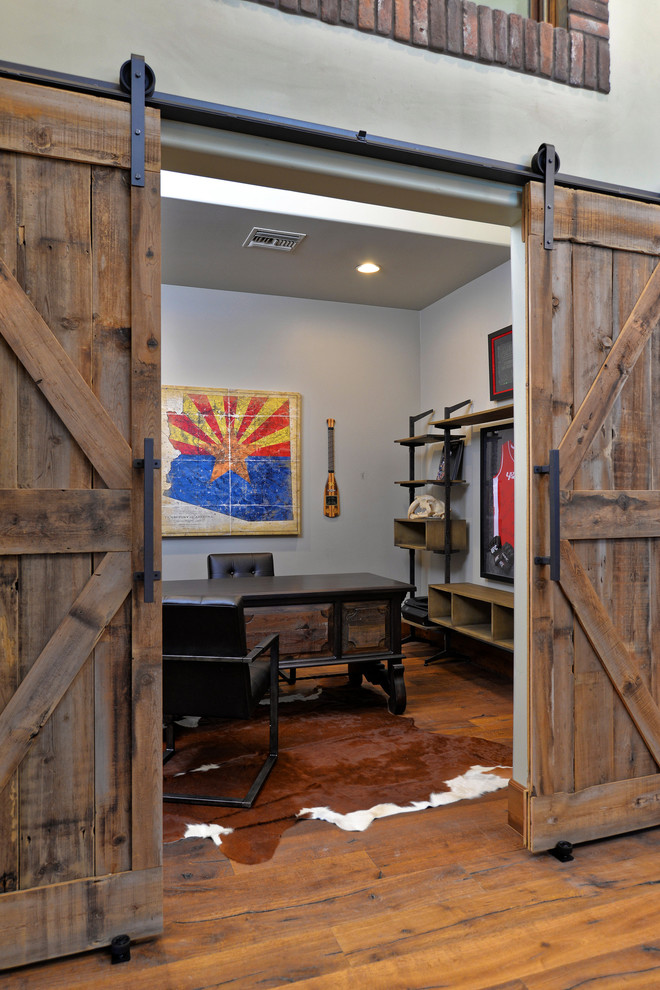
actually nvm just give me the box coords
[162,679,512,865]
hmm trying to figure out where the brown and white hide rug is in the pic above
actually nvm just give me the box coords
[162,679,512,865]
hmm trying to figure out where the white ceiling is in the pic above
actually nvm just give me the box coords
[161,174,511,311]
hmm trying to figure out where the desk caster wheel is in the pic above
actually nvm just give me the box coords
[388,664,406,715]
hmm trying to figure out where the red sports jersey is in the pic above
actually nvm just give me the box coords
[493,440,514,548]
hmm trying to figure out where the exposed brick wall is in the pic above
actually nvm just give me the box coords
[247,0,610,93]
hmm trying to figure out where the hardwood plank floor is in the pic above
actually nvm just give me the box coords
[5,642,660,989]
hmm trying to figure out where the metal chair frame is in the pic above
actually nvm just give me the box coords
[163,633,279,809]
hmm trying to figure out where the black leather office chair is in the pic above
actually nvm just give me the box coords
[207,552,274,579]
[206,551,294,683]
[162,593,279,808]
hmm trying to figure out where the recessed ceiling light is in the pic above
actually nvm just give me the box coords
[356,262,380,274]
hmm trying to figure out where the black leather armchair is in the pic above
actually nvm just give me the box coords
[207,552,274,579]
[162,593,279,808]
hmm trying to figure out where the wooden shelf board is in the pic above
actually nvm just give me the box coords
[430,618,513,651]
[429,582,514,607]
[396,543,461,554]
[430,617,453,629]
[395,479,468,487]
[453,622,493,641]
[430,403,513,429]
[394,433,444,447]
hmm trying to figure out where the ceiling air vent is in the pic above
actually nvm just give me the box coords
[242,227,307,252]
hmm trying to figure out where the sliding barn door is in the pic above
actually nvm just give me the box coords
[526,181,660,851]
[0,78,162,966]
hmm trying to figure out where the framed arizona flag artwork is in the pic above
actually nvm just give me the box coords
[161,385,302,536]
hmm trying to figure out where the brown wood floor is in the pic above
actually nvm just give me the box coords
[6,642,660,989]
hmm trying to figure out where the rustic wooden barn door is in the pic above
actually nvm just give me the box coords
[526,181,660,851]
[0,77,162,966]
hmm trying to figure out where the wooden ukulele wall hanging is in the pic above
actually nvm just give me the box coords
[323,418,340,517]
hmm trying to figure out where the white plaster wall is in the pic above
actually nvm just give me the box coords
[418,262,513,589]
[161,284,420,580]
[3,1,658,191]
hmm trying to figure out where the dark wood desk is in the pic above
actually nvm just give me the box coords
[162,572,413,713]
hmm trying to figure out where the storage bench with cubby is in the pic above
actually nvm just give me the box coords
[428,582,514,652]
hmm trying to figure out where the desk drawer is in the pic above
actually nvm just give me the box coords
[245,604,332,660]
[342,600,389,655]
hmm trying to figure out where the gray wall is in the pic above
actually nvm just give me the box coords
[161,284,420,580]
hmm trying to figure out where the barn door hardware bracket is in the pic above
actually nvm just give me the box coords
[533,448,560,581]
[531,143,560,250]
[549,840,574,863]
[119,54,156,187]
[110,933,131,964]
[134,437,161,603]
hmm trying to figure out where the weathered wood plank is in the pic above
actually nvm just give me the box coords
[0,152,18,490]
[91,166,131,449]
[559,540,660,767]
[15,156,92,493]
[0,76,159,171]
[93,597,133,877]
[611,250,657,780]
[0,149,19,895]
[653,286,660,713]
[526,206,555,810]
[558,257,660,489]
[526,202,575,804]
[527,182,660,254]
[561,489,660,540]
[0,255,132,490]
[0,551,132,795]
[546,237,578,795]
[15,156,98,889]
[17,553,121,887]
[530,773,660,850]
[0,489,131,553]
[0,558,19,894]
[91,164,133,877]
[18,565,97,889]
[245,603,332,658]
[130,171,163,873]
[0,867,162,970]
[570,243,615,792]
[612,251,654,491]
